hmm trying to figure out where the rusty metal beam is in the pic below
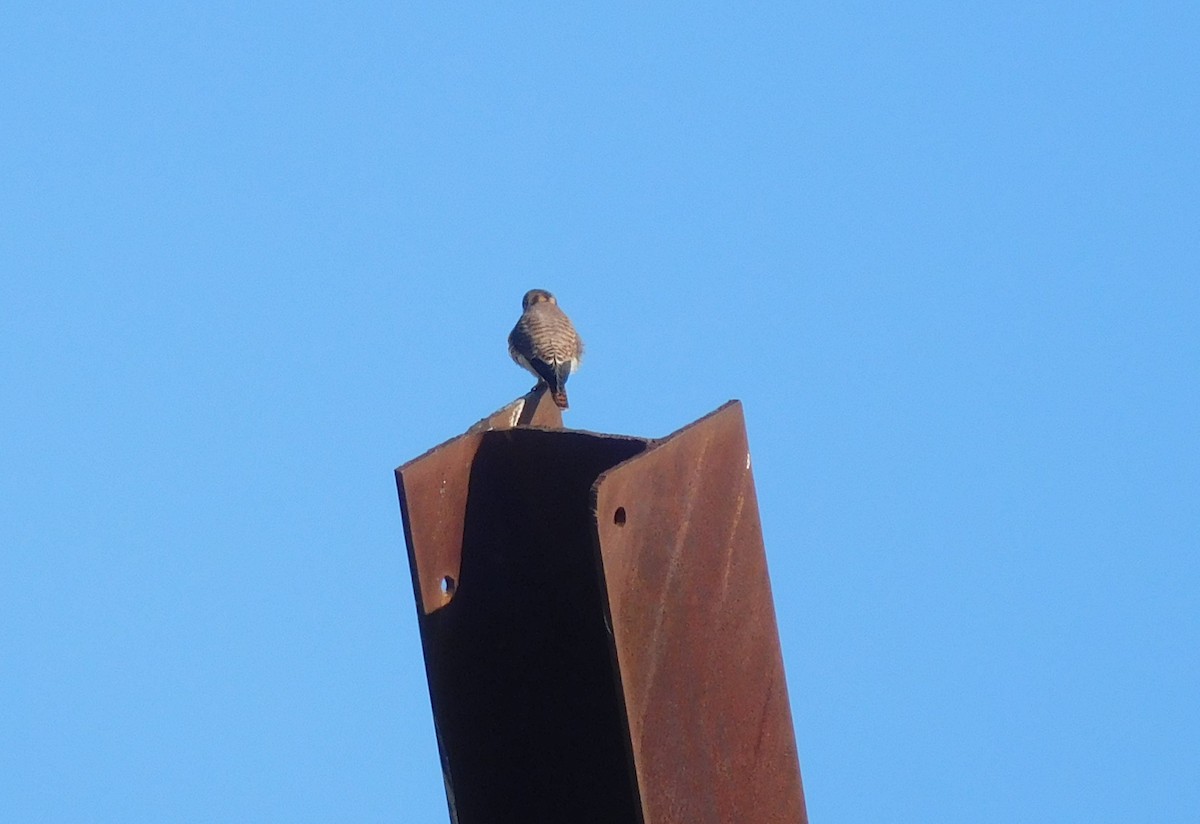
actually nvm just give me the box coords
[395,393,806,823]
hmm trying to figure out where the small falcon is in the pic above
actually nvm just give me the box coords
[508,288,583,409]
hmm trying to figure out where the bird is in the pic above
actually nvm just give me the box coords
[508,289,583,409]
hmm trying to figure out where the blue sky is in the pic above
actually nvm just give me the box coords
[2,2,1197,822]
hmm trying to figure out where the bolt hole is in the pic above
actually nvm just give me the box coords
[440,575,456,596]
[613,507,627,527]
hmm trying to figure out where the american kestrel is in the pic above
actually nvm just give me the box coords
[508,289,583,409]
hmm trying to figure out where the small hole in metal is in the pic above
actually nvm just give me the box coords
[440,575,456,596]
[613,507,627,527]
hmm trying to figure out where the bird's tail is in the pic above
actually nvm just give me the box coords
[550,361,572,409]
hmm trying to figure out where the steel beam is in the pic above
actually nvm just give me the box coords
[395,390,806,823]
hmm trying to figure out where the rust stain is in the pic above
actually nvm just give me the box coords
[594,402,807,823]
[633,428,715,737]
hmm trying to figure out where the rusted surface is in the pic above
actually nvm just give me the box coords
[593,401,807,823]
[395,397,805,823]
[399,411,648,822]
[396,390,562,613]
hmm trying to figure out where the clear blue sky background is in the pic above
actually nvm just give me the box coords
[2,3,1196,822]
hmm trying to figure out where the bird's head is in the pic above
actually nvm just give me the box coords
[521,289,557,309]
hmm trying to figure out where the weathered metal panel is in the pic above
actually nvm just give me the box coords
[395,396,806,823]
[396,391,647,822]
[397,391,563,614]
[592,401,807,823]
